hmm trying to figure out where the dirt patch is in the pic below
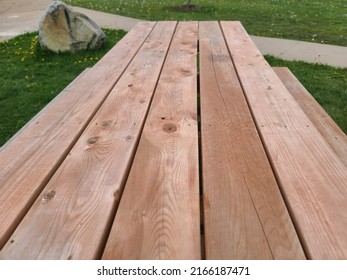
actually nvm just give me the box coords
[173,4,199,12]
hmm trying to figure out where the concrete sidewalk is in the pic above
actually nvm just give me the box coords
[0,0,141,41]
[251,36,347,68]
[1,0,346,68]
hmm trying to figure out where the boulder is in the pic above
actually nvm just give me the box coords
[39,1,106,53]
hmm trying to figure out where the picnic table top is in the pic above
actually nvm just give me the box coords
[0,21,346,260]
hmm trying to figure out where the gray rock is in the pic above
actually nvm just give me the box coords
[39,1,106,53]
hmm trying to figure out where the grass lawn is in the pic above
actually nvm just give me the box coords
[266,55,347,133]
[0,30,346,147]
[65,0,347,46]
[0,30,126,146]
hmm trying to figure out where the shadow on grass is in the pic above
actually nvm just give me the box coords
[166,4,219,15]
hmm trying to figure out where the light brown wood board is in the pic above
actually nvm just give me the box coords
[199,21,305,260]
[102,21,200,260]
[221,21,347,259]
[273,67,347,167]
[0,22,156,250]
[0,21,176,259]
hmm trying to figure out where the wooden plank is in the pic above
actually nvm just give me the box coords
[102,22,200,260]
[273,67,347,166]
[199,21,305,260]
[0,21,177,259]
[221,21,347,259]
[0,22,156,251]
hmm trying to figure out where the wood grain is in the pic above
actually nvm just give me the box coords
[0,21,177,259]
[273,67,347,166]
[221,21,347,259]
[102,22,200,260]
[199,21,305,260]
[0,22,156,251]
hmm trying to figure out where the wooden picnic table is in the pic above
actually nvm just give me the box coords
[0,21,346,260]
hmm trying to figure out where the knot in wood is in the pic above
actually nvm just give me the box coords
[41,190,56,204]
[179,68,192,76]
[87,137,99,145]
[102,120,112,127]
[163,123,177,133]
[44,191,56,200]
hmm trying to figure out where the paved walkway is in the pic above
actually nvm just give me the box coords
[1,0,346,68]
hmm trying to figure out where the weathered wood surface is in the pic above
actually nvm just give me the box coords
[199,21,305,260]
[102,22,200,260]
[273,67,347,166]
[0,21,176,259]
[221,21,347,259]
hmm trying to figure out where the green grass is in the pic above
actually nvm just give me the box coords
[265,56,347,133]
[0,30,127,146]
[65,0,347,46]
